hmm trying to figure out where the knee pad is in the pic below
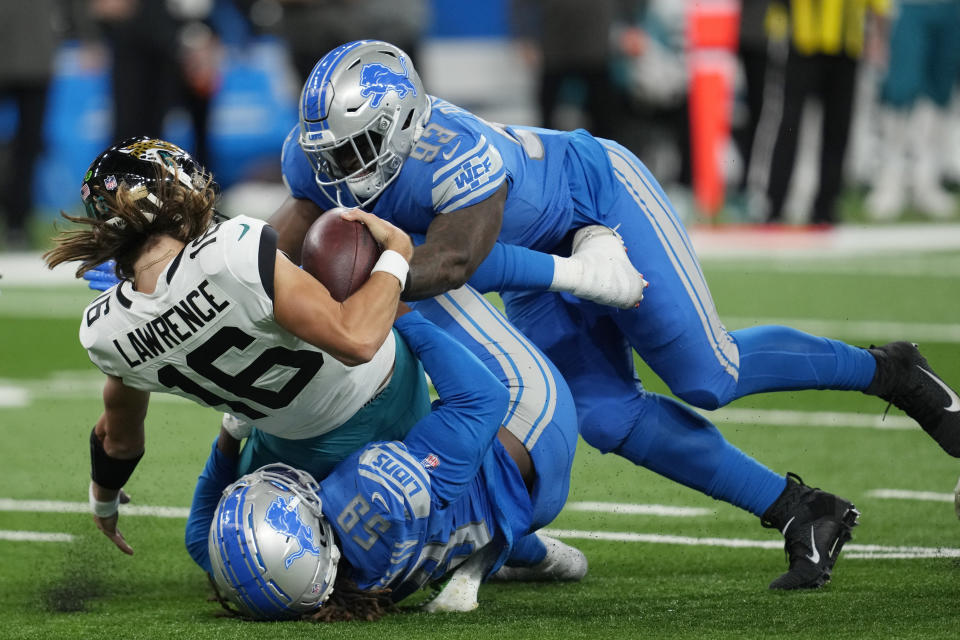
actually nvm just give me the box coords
[671,386,726,411]
[578,397,642,454]
[644,339,741,411]
[669,370,738,410]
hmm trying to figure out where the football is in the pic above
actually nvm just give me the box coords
[301,208,381,302]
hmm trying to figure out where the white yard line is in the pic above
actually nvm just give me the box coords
[0,377,921,433]
[866,489,954,503]
[0,530,74,542]
[3,497,952,559]
[722,317,960,344]
[565,502,711,517]
[705,407,916,430]
[0,497,708,520]
[703,256,960,279]
[542,529,960,560]
[0,386,29,408]
[0,498,190,519]
[0,374,199,408]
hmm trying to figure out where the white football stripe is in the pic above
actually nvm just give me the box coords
[0,498,190,518]
[0,530,74,543]
[705,407,916,430]
[565,502,711,517]
[0,386,29,408]
[606,144,740,380]
[722,316,960,344]
[542,529,960,559]
[0,497,710,519]
[866,489,954,503]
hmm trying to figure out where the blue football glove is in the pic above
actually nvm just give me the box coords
[83,260,120,291]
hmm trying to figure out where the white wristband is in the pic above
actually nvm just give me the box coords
[89,481,120,518]
[370,250,409,291]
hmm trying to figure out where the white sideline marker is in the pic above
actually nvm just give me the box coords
[0,530,74,543]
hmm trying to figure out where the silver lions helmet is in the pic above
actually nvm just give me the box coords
[298,40,430,208]
[207,464,340,620]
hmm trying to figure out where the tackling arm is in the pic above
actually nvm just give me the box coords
[268,186,508,302]
[265,187,644,309]
[402,183,507,301]
[184,427,240,573]
[394,311,509,507]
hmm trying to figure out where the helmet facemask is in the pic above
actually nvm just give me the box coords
[298,40,429,209]
[302,114,402,208]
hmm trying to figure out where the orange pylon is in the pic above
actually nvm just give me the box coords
[687,0,740,217]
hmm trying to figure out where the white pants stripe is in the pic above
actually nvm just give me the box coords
[434,286,558,448]
[604,144,740,380]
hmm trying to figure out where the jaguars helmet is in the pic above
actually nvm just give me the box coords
[298,40,430,208]
[207,464,340,620]
[80,136,223,227]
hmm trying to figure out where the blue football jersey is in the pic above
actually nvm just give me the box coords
[317,311,533,601]
[282,96,610,252]
[319,441,514,600]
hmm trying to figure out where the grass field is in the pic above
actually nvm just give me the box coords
[2,239,959,640]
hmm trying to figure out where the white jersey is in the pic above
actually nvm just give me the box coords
[79,216,396,440]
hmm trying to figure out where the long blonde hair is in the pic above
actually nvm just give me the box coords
[44,167,218,280]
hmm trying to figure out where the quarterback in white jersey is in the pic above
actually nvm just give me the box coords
[80,215,395,440]
[45,137,415,556]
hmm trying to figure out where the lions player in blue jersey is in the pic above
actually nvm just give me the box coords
[191,304,582,619]
[274,39,960,590]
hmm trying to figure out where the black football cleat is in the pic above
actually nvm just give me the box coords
[762,473,859,590]
[865,341,960,457]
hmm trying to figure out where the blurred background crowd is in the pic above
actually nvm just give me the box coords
[2,0,960,252]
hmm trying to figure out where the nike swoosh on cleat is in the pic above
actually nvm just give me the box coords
[918,366,960,412]
[805,526,820,564]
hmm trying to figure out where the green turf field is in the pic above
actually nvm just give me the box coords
[2,247,959,640]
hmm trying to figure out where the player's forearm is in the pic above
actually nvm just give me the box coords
[334,271,408,363]
[403,242,480,300]
[403,186,506,300]
[274,252,400,365]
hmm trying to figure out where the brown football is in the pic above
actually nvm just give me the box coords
[300,208,381,302]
